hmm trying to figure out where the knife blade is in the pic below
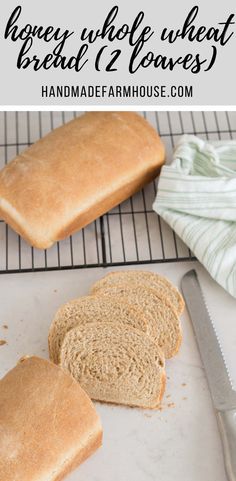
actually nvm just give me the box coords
[181,269,236,411]
[181,269,236,481]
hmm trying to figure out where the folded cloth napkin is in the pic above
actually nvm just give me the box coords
[153,135,236,298]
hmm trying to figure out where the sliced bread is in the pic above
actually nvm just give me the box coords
[48,296,148,364]
[91,270,185,315]
[59,322,166,409]
[93,285,182,359]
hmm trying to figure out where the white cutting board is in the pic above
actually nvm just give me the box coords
[0,261,235,481]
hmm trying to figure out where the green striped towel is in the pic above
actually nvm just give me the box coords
[153,135,236,298]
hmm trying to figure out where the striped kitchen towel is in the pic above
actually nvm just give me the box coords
[153,135,236,298]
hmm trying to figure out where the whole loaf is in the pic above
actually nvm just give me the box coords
[0,112,165,248]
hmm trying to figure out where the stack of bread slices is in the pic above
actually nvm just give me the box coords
[48,271,184,409]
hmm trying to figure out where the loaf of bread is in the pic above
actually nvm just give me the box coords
[91,270,185,315]
[0,112,165,249]
[0,356,102,481]
[60,322,166,409]
[92,284,182,358]
[48,296,148,364]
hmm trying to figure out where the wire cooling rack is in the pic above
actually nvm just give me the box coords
[0,111,235,274]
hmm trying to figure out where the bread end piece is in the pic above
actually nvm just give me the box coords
[0,356,102,481]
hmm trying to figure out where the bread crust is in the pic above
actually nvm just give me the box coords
[0,356,102,481]
[0,112,165,248]
[51,430,102,481]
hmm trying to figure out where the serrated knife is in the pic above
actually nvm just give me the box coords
[181,269,236,481]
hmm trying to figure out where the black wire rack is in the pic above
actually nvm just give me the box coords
[0,111,235,274]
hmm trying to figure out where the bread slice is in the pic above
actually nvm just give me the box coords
[0,356,102,481]
[59,322,166,409]
[48,296,148,364]
[91,270,185,315]
[93,285,182,359]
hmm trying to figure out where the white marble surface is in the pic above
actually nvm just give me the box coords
[0,261,236,481]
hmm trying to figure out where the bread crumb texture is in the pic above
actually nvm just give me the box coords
[48,269,183,410]
[60,322,165,409]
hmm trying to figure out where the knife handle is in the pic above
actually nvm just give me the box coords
[217,409,236,481]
